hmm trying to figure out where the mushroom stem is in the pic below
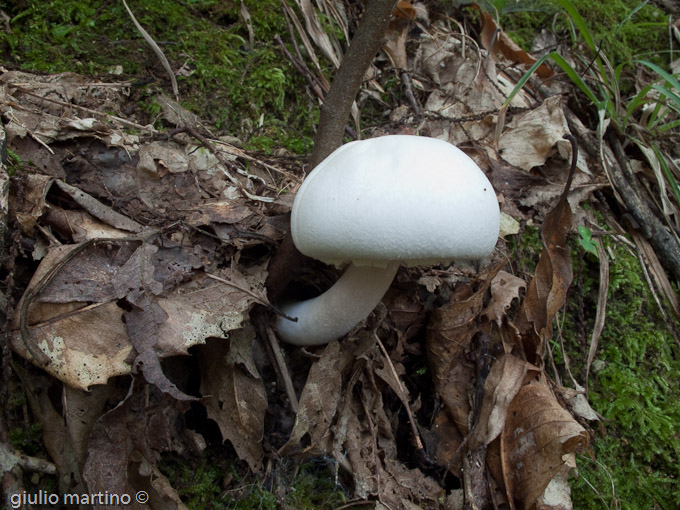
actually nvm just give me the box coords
[276,261,400,346]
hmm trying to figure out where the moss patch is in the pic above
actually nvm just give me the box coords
[496,0,669,68]
[2,0,321,153]
[557,231,680,508]
[160,456,347,509]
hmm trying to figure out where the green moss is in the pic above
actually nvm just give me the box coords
[507,222,541,276]
[2,0,321,153]
[160,457,346,509]
[553,232,680,508]
[497,0,669,68]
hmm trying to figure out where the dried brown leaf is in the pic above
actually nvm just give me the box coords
[514,178,574,365]
[501,380,588,509]
[198,325,267,472]
[470,354,539,449]
[479,10,554,80]
[13,242,261,390]
[20,370,85,494]
[63,383,116,468]
[10,173,53,234]
[426,276,495,434]
[45,206,133,242]
[498,97,570,171]
[383,2,415,70]
[483,270,527,325]
[83,387,189,509]
[52,179,143,233]
[11,299,133,389]
[279,341,352,455]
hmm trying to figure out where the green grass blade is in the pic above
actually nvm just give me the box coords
[653,145,680,208]
[503,51,602,109]
[617,1,650,34]
[636,60,680,91]
[553,0,597,54]
[656,119,680,132]
[624,83,655,127]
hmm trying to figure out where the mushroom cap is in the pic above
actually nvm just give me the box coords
[291,135,500,267]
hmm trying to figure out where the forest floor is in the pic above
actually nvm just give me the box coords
[1,1,679,509]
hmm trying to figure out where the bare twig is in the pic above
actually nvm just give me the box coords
[310,0,399,168]
[13,86,158,133]
[204,273,296,322]
[607,131,680,284]
[400,71,420,116]
[264,325,299,413]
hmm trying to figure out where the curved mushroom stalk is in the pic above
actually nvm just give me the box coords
[276,261,400,346]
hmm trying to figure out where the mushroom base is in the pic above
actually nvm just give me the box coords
[275,261,400,346]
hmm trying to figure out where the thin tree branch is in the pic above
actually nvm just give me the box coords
[309,0,399,168]
[606,130,680,284]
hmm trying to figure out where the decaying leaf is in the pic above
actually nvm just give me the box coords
[483,270,527,325]
[279,340,353,456]
[478,9,554,80]
[469,354,539,450]
[83,386,189,510]
[383,1,416,70]
[12,243,133,388]
[426,272,496,435]
[12,240,264,391]
[501,380,588,509]
[498,96,571,171]
[198,325,267,472]
[514,170,574,365]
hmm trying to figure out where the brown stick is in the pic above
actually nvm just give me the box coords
[309,0,399,168]
[606,131,680,284]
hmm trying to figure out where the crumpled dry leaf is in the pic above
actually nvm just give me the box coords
[469,354,539,450]
[514,172,574,365]
[54,179,144,233]
[10,173,53,235]
[11,243,134,388]
[12,240,264,391]
[498,96,571,171]
[279,340,353,456]
[19,369,85,495]
[418,31,534,146]
[501,380,588,509]
[478,9,554,80]
[483,270,527,326]
[426,272,497,435]
[83,386,189,510]
[63,383,117,469]
[383,1,416,70]
[198,325,267,472]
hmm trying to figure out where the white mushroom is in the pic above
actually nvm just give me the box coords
[276,135,500,346]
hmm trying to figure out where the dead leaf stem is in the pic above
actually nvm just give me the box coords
[13,86,157,134]
[275,34,326,102]
[204,273,295,322]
